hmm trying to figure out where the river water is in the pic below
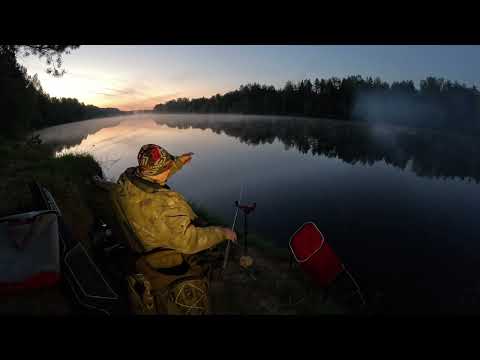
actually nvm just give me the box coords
[36,113,480,314]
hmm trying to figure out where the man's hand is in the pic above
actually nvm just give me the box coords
[222,228,237,242]
[179,152,194,165]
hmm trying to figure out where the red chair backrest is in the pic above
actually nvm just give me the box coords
[289,222,344,287]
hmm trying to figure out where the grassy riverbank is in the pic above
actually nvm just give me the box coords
[0,137,355,315]
[0,137,102,248]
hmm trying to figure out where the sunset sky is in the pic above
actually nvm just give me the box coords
[18,45,480,111]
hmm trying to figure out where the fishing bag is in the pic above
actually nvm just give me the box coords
[0,210,61,294]
[126,254,210,315]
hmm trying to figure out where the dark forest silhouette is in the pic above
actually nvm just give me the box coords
[154,77,480,132]
[3,44,480,141]
[0,45,122,138]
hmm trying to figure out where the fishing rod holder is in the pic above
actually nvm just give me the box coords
[234,201,256,255]
[234,201,256,215]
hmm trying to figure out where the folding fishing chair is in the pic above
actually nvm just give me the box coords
[31,181,120,314]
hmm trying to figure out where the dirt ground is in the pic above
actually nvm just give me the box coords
[208,244,352,315]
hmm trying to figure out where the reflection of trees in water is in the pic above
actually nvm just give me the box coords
[155,116,480,183]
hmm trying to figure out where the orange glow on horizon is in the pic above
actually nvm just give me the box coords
[17,47,235,112]
[96,95,180,111]
[90,87,226,111]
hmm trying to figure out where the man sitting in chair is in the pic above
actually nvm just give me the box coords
[94,144,237,314]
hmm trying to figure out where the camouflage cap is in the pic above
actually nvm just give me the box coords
[136,144,177,177]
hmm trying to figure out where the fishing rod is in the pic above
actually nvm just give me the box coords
[222,184,243,270]
[222,183,258,282]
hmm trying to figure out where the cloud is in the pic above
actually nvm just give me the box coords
[103,87,139,95]
[96,87,142,97]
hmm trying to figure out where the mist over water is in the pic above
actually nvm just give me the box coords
[353,92,446,128]
[36,113,480,314]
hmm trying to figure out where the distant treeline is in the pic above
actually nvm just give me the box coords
[1,48,122,139]
[154,76,480,131]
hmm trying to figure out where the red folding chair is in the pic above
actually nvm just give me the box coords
[289,222,365,306]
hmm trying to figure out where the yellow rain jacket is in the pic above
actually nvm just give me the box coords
[108,159,227,314]
[110,165,227,261]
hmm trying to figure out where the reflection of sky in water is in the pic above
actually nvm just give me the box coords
[39,114,480,313]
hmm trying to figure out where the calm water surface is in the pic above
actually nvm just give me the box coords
[36,113,480,314]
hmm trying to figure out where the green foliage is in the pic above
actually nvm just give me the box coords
[30,153,103,180]
[0,46,122,139]
[0,140,102,219]
[34,93,122,130]
[1,45,80,77]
